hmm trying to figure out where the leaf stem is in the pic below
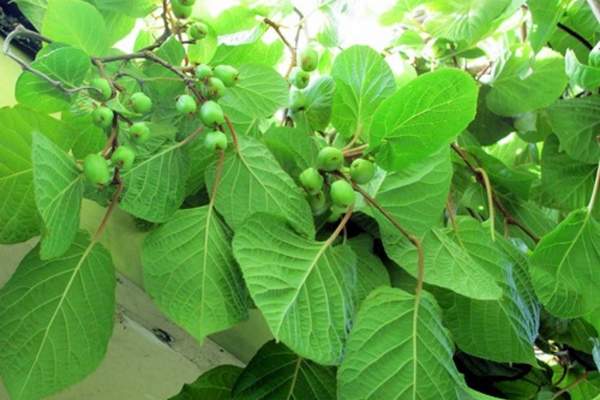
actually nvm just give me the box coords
[92,181,124,242]
[224,115,240,150]
[208,150,225,209]
[264,18,297,79]
[475,167,496,241]
[557,22,593,50]
[587,161,600,214]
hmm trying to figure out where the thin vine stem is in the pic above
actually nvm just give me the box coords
[587,161,600,214]
[92,181,124,242]
[557,22,593,50]
[475,167,496,241]
[224,115,240,150]
[208,150,226,207]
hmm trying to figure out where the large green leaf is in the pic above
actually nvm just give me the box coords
[0,106,71,244]
[264,127,320,180]
[120,139,190,223]
[348,235,391,306]
[565,50,600,91]
[15,0,47,30]
[32,133,84,260]
[331,45,396,139]
[93,0,156,17]
[43,0,109,56]
[15,45,91,114]
[358,146,453,236]
[303,76,336,131]
[0,232,115,400]
[211,41,284,68]
[170,365,242,400]
[370,68,478,171]
[531,209,600,318]
[528,0,566,52]
[468,86,514,146]
[547,96,600,164]
[142,206,248,342]
[220,64,288,119]
[486,47,568,117]
[541,135,598,214]
[205,136,314,238]
[389,227,503,300]
[338,287,467,399]
[232,214,356,365]
[232,340,336,399]
[434,218,539,364]
[425,0,513,45]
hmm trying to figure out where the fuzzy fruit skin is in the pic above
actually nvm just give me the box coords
[204,131,227,151]
[317,146,344,171]
[179,0,196,5]
[299,48,319,72]
[90,78,112,101]
[129,92,153,114]
[195,64,213,79]
[130,122,151,144]
[171,0,192,19]
[330,180,355,207]
[289,90,306,112]
[111,146,136,170]
[92,106,114,128]
[291,68,310,89]
[84,154,111,185]
[203,77,226,99]
[200,100,225,126]
[176,94,197,114]
[299,167,323,194]
[188,22,208,40]
[350,159,375,184]
[213,65,239,87]
[308,191,328,216]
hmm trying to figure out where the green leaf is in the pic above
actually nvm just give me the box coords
[528,0,566,52]
[304,76,336,131]
[188,23,218,64]
[370,69,478,171]
[264,127,320,179]
[205,136,315,239]
[170,365,242,400]
[31,133,84,260]
[232,340,336,399]
[468,86,514,145]
[379,0,426,25]
[338,287,467,399]
[358,144,453,237]
[142,206,249,342]
[93,0,156,17]
[0,232,115,400]
[486,47,568,117]
[0,106,72,244]
[547,96,600,164]
[331,45,396,139]
[220,64,288,119]
[15,45,91,114]
[565,50,600,91]
[434,218,539,364]
[120,139,190,223]
[425,0,513,45]
[531,209,600,318]
[232,214,356,365]
[43,0,109,56]
[211,41,284,68]
[15,0,47,30]
[101,12,137,48]
[541,135,598,214]
[389,227,503,300]
[347,235,391,306]
[210,5,264,35]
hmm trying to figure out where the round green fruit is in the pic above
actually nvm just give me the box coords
[90,78,112,101]
[200,100,225,126]
[330,180,355,207]
[179,0,195,5]
[317,146,343,171]
[111,146,136,170]
[203,77,226,99]
[299,47,319,72]
[291,68,310,89]
[130,122,151,144]
[204,131,227,151]
[188,22,208,40]
[299,167,323,194]
[289,90,306,112]
[84,154,111,185]
[92,106,114,128]
[195,64,213,80]
[308,191,328,216]
[129,92,152,114]
[176,94,197,114]
[213,65,239,87]
[171,0,192,19]
[350,158,375,184]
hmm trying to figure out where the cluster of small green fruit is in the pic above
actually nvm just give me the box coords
[299,146,375,222]
[289,47,320,112]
